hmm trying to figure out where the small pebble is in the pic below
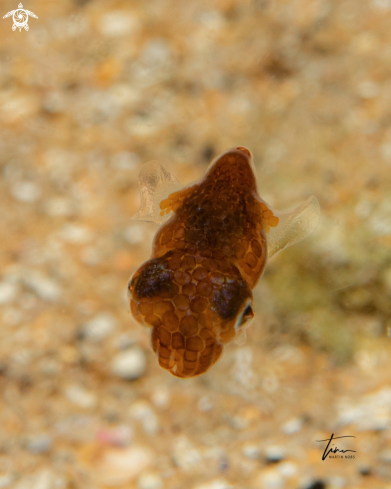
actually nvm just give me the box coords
[124,224,145,245]
[373,0,391,10]
[355,349,379,371]
[55,415,97,443]
[139,39,171,70]
[265,445,286,464]
[338,387,391,430]
[22,271,61,302]
[305,481,326,489]
[359,465,371,476]
[65,385,97,409]
[329,476,346,488]
[96,425,132,447]
[232,347,256,388]
[42,91,66,114]
[82,312,117,341]
[0,474,13,489]
[242,444,261,460]
[281,418,303,435]
[96,446,152,486]
[0,282,17,305]
[110,84,138,107]
[256,468,285,489]
[60,224,93,244]
[1,94,37,124]
[111,152,139,171]
[11,181,41,203]
[12,348,32,366]
[194,479,233,489]
[111,346,146,380]
[129,400,159,435]
[314,223,349,264]
[38,359,60,376]
[26,434,52,454]
[172,436,202,470]
[197,10,225,31]
[113,333,136,350]
[355,199,372,219]
[99,11,139,37]
[24,469,63,489]
[357,80,379,99]
[150,386,170,409]
[197,396,213,412]
[137,472,163,489]
[278,462,297,478]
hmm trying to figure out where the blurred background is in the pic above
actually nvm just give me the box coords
[0,0,391,488]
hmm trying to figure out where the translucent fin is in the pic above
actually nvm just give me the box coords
[132,161,182,224]
[235,329,247,346]
[267,195,321,259]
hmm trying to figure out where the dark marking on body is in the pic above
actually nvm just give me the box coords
[133,256,176,299]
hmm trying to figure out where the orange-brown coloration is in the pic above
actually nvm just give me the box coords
[128,147,280,378]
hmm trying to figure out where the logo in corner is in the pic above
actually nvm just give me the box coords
[316,433,356,460]
[3,3,38,32]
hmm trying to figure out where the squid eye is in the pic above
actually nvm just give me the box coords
[235,299,254,332]
[241,304,254,325]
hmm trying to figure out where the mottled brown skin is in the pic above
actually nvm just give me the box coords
[129,147,279,378]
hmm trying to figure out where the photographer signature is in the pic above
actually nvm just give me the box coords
[316,433,356,460]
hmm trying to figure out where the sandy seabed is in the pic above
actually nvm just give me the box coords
[0,1,391,488]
